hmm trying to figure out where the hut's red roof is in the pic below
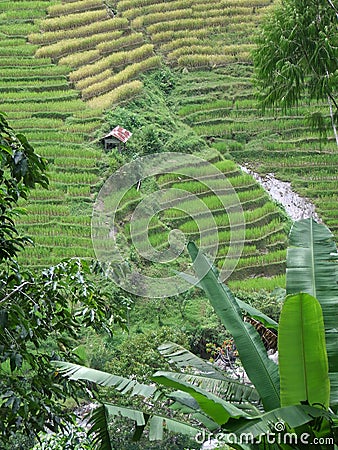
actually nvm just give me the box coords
[103,125,132,143]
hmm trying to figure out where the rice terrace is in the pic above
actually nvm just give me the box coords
[0,0,338,449]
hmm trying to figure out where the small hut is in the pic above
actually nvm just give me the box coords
[100,125,132,152]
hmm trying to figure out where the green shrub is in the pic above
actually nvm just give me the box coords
[163,126,207,153]
[104,326,189,382]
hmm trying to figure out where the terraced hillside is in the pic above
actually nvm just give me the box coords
[171,66,338,238]
[1,0,335,286]
[0,0,105,267]
[31,0,273,108]
[29,0,161,108]
[106,147,289,283]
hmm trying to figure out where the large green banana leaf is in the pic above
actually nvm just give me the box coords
[223,404,334,441]
[152,370,252,425]
[168,390,220,429]
[153,371,335,449]
[278,293,330,408]
[168,388,260,421]
[286,218,338,410]
[158,342,260,405]
[187,242,280,411]
[53,361,158,398]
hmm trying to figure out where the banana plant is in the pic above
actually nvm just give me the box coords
[55,219,338,448]
[286,218,338,411]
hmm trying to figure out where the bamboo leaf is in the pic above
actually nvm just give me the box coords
[187,242,280,411]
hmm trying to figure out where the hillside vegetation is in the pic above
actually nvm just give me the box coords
[0,0,336,284]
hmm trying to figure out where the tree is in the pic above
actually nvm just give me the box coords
[56,218,338,449]
[0,258,129,444]
[0,111,48,262]
[252,0,338,144]
[0,113,130,446]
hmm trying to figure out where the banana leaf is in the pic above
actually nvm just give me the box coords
[187,242,280,411]
[169,390,220,429]
[158,370,261,407]
[88,404,113,450]
[89,402,200,446]
[286,218,338,411]
[152,370,252,425]
[278,293,330,408]
[53,361,158,398]
[158,342,260,405]
[179,272,278,329]
[169,389,260,419]
[224,403,334,439]
[158,341,225,377]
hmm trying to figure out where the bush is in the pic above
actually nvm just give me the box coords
[104,326,188,382]
[0,433,35,450]
[163,126,207,153]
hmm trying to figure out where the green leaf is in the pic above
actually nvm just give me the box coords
[178,272,278,329]
[148,416,163,441]
[169,390,220,430]
[279,293,330,409]
[236,298,278,330]
[158,341,227,378]
[88,404,113,450]
[152,371,252,425]
[187,242,280,411]
[53,361,157,398]
[286,218,338,410]
[158,342,260,405]
[89,402,199,446]
[225,404,334,439]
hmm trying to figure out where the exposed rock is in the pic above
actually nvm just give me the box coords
[241,165,321,222]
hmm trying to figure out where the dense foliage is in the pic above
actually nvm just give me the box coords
[57,219,338,449]
[0,112,48,262]
[0,114,129,446]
